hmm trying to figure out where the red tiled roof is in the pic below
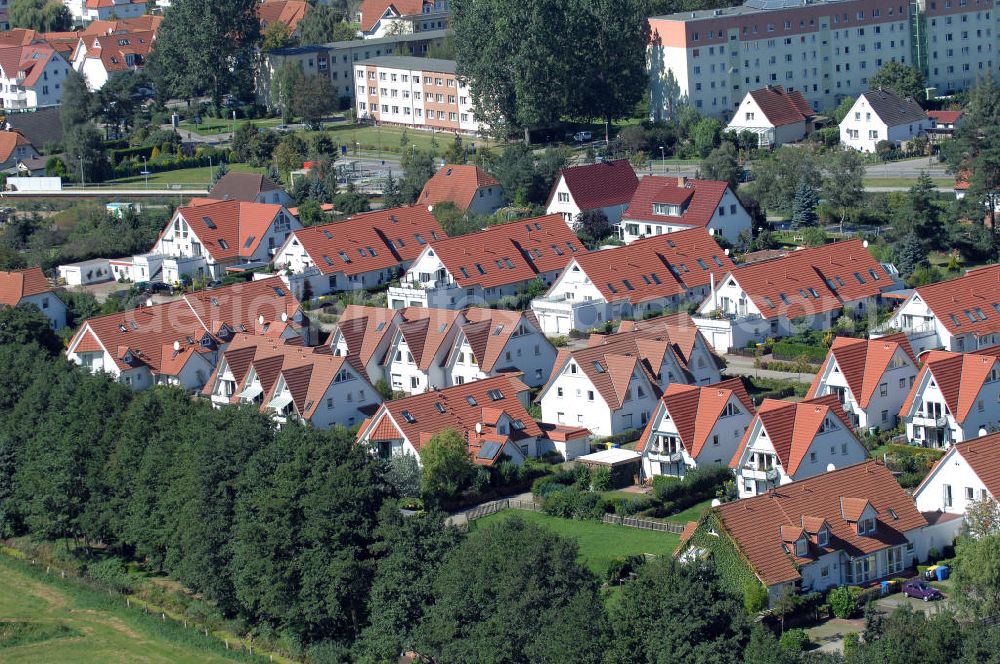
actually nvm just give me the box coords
[167,199,287,262]
[593,311,720,382]
[357,374,540,460]
[713,460,927,586]
[66,277,301,374]
[542,337,663,410]
[910,264,1000,338]
[569,227,733,304]
[0,267,51,306]
[0,42,60,88]
[458,308,536,372]
[731,394,856,474]
[287,206,446,277]
[899,349,1000,423]
[0,130,34,163]
[419,164,500,211]
[80,30,154,74]
[747,85,812,127]
[807,333,917,409]
[334,304,401,367]
[916,431,1000,499]
[428,214,582,289]
[537,422,592,442]
[721,239,892,320]
[927,110,962,125]
[547,159,639,212]
[81,15,162,35]
[259,0,310,32]
[357,0,427,32]
[636,378,754,456]
[623,176,731,227]
[393,307,463,370]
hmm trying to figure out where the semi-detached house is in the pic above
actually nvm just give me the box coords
[389,214,582,309]
[807,333,919,431]
[694,239,902,352]
[913,431,1000,516]
[544,159,639,227]
[619,176,752,245]
[532,227,733,335]
[731,394,868,499]
[726,85,813,148]
[0,267,66,330]
[899,347,1000,448]
[272,206,447,300]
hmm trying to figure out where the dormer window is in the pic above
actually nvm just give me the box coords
[858,518,875,536]
[817,527,829,547]
[795,539,808,556]
[652,203,683,216]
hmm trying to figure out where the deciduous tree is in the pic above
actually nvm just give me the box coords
[9,0,70,32]
[869,61,927,104]
[419,428,474,501]
[700,141,741,190]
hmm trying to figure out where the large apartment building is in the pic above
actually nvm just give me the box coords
[648,0,997,120]
[354,56,482,134]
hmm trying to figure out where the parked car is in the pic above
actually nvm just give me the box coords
[573,131,593,142]
[902,579,943,601]
[206,280,223,290]
[147,281,173,295]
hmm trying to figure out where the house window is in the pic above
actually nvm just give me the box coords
[587,390,594,401]
[943,484,953,507]
[966,487,975,500]
[880,383,888,397]
[557,387,564,397]
[858,518,875,535]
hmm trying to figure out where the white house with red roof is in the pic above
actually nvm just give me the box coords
[725,85,814,148]
[329,304,403,382]
[388,214,581,309]
[0,42,71,109]
[531,228,733,335]
[356,374,538,466]
[913,431,1000,516]
[731,394,868,499]
[0,267,66,329]
[443,308,556,388]
[355,0,449,39]
[680,461,944,605]
[72,29,155,90]
[619,176,752,245]
[899,348,1000,448]
[694,240,903,352]
[273,206,446,300]
[66,277,305,391]
[418,164,504,215]
[877,265,1000,354]
[66,0,148,23]
[840,89,931,153]
[544,159,639,227]
[636,378,754,479]
[145,199,300,283]
[807,333,919,431]
[202,334,381,429]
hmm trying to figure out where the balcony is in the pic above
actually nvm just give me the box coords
[911,413,948,428]
[743,466,779,481]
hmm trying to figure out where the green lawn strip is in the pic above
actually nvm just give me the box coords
[0,553,277,664]
[108,163,265,187]
[664,498,715,524]
[861,177,954,188]
[473,509,679,576]
[178,117,285,136]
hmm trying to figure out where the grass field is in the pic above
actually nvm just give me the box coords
[324,123,503,157]
[0,555,257,664]
[664,499,714,524]
[178,117,285,135]
[861,177,954,188]
[473,509,680,576]
[108,163,265,187]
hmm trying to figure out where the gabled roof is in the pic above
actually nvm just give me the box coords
[636,378,754,457]
[719,239,892,320]
[357,0,429,32]
[623,176,731,227]
[169,199,287,262]
[745,85,812,127]
[594,311,720,381]
[288,206,446,277]
[259,0,310,32]
[3,107,61,148]
[427,214,582,289]
[548,159,639,212]
[0,130,34,163]
[66,277,301,374]
[858,89,928,127]
[0,42,61,88]
[0,267,51,306]
[82,15,162,35]
[418,164,501,211]
[80,30,154,73]
[731,394,857,474]
[807,333,917,408]
[714,460,927,586]
[333,304,401,367]
[568,227,733,304]
[916,431,1000,499]
[543,337,661,410]
[910,264,1000,339]
[393,307,463,370]
[457,308,535,372]
[899,349,1000,424]
[209,172,283,202]
[357,374,540,461]
[927,110,962,125]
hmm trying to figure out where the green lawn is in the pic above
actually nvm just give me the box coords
[665,499,714,524]
[862,177,954,188]
[108,163,265,187]
[0,555,255,664]
[473,509,680,576]
[324,123,503,157]
[178,117,285,136]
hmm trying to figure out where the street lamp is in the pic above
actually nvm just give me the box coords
[659,146,665,174]
[79,156,85,188]
[141,156,150,189]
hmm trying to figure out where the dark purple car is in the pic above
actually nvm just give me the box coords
[902,579,944,601]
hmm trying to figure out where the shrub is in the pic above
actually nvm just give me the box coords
[590,466,612,492]
[605,554,647,585]
[86,556,136,593]
[744,580,768,613]
[829,586,857,619]
[779,628,810,653]
[541,485,608,520]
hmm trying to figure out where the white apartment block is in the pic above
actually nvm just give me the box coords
[354,56,483,134]
[647,0,997,120]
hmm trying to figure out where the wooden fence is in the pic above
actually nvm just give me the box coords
[462,499,686,536]
[601,514,686,534]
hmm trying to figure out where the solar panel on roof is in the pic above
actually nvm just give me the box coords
[478,441,502,459]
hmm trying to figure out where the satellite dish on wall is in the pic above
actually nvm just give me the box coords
[711,499,721,507]
[281,312,288,322]
[863,240,870,248]
[475,422,482,434]
[173,340,180,352]
[427,205,434,212]
[827,463,836,472]
[258,314,265,326]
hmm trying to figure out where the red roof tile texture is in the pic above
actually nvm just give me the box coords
[548,159,639,212]
[259,0,309,32]
[623,176,731,227]
[747,85,812,127]
[714,460,927,586]
[0,267,51,306]
[168,199,287,263]
[807,333,917,408]
[917,431,1000,498]
[911,264,1000,338]
[636,378,754,456]
[419,164,501,211]
[357,0,427,32]
[899,349,1000,423]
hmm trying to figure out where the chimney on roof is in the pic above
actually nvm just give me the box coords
[677,176,687,188]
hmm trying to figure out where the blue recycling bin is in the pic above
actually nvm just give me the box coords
[880,581,891,594]
[935,565,950,581]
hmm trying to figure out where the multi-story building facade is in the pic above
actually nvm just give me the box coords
[354,56,483,134]
[257,29,448,110]
[647,0,997,120]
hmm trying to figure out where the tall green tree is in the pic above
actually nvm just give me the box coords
[261,20,295,51]
[149,0,261,110]
[419,428,474,502]
[606,558,750,664]
[700,141,741,190]
[413,515,605,664]
[298,5,356,45]
[381,174,406,209]
[400,147,437,204]
[9,0,70,32]
[822,148,865,223]
[0,304,62,355]
[790,179,819,229]
[270,61,305,123]
[60,70,97,134]
[869,61,928,104]
[293,74,337,129]
[895,231,928,280]
[748,146,822,214]
[951,533,1000,621]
